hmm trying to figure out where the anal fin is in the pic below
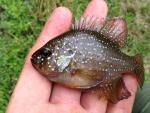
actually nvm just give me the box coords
[86,74,131,103]
[108,77,131,103]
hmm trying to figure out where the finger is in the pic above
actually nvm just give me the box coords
[82,92,108,113]
[50,84,81,104]
[83,0,108,18]
[50,0,108,107]
[46,6,82,105]
[7,7,72,111]
[28,7,72,57]
[106,75,138,113]
[81,0,108,112]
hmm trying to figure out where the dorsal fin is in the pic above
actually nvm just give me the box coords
[101,17,128,48]
[71,16,105,32]
[71,17,128,48]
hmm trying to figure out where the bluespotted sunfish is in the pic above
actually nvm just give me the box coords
[31,17,144,103]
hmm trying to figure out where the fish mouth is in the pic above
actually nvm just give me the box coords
[31,57,43,75]
[31,57,38,69]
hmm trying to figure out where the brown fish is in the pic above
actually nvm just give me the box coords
[31,17,144,103]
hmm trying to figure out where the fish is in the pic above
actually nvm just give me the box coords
[31,17,144,103]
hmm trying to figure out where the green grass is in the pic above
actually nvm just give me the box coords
[0,0,149,112]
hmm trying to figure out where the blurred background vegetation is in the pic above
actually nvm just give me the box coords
[0,0,149,112]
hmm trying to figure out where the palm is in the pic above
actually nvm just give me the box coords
[6,0,137,113]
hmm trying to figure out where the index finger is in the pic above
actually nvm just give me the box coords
[6,7,72,112]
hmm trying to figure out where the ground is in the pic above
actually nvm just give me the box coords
[0,0,149,112]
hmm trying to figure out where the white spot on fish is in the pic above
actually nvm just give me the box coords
[47,57,51,60]
[37,56,41,59]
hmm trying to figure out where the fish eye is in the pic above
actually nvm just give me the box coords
[42,48,52,56]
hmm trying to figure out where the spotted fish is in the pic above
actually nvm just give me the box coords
[31,17,144,103]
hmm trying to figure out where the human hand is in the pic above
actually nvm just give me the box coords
[6,0,138,113]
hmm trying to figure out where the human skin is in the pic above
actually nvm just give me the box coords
[6,0,138,113]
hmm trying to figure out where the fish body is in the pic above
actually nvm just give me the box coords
[31,17,144,103]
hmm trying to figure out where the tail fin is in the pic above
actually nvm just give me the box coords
[134,54,144,88]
